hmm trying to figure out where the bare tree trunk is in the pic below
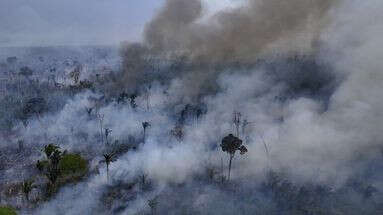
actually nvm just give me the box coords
[106,164,109,182]
[143,128,146,144]
[25,193,29,204]
[221,157,224,184]
[228,154,234,181]
[261,135,270,170]
[146,93,150,111]
[100,122,103,144]
[23,194,29,209]
[142,174,146,185]
[98,114,104,144]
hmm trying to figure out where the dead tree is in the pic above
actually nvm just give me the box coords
[105,128,112,145]
[221,157,225,184]
[144,85,151,111]
[86,107,93,116]
[233,112,242,137]
[142,122,151,144]
[97,114,105,144]
[241,119,254,144]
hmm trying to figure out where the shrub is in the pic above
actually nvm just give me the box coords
[0,206,17,215]
[36,160,49,172]
[59,153,87,175]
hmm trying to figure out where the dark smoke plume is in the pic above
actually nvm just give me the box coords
[120,0,340,99]
[144,0,338,62]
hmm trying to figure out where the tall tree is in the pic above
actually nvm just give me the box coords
[43,144,60,160]
[85,107,93,116]
[104,128,112,145]
[97,114,105,144]
[220,134,248,181]
[101,152,116,181]
[42,144,62,185]
[22,179,34,202]
[148,196,158,215]
[129,94,137,109]
[233,112,242,137]
[142,122,151,144]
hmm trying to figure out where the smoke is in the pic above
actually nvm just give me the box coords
[3,0,383,214]
[117,0,383,212]
[144,0,338,62]
[121,0,340,98]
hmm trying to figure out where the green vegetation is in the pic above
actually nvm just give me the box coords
[43,144,61,160]
[22,179,34,201]
[36,160,49,172]
[37,144,88,180]
[59,153,88,175]
[35,145,89,197]
[38,145,88,176]
[0,206,17,215]
[43,144,62,185]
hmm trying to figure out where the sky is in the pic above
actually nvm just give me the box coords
[0,0,165,47]
[0,0,240,47]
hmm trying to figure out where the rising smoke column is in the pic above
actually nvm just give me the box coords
[144,0,339,62]
[120,0,340,98]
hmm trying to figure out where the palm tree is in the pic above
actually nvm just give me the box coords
[142,122,151,144]
[42,144,62,185]
[101,152,116,181]
[46,168,60,185]
[50,149,62,170]
[148,197,158,215]
[22,179,34,201]
[43,144,60,160]
[85,107,93,116]
[220,134,248,181]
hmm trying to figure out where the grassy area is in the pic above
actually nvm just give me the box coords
[59,153,88,175]
[0,206,17,215]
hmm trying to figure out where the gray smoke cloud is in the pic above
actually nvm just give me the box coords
[144,0,338,62]
[120,0,340,99]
